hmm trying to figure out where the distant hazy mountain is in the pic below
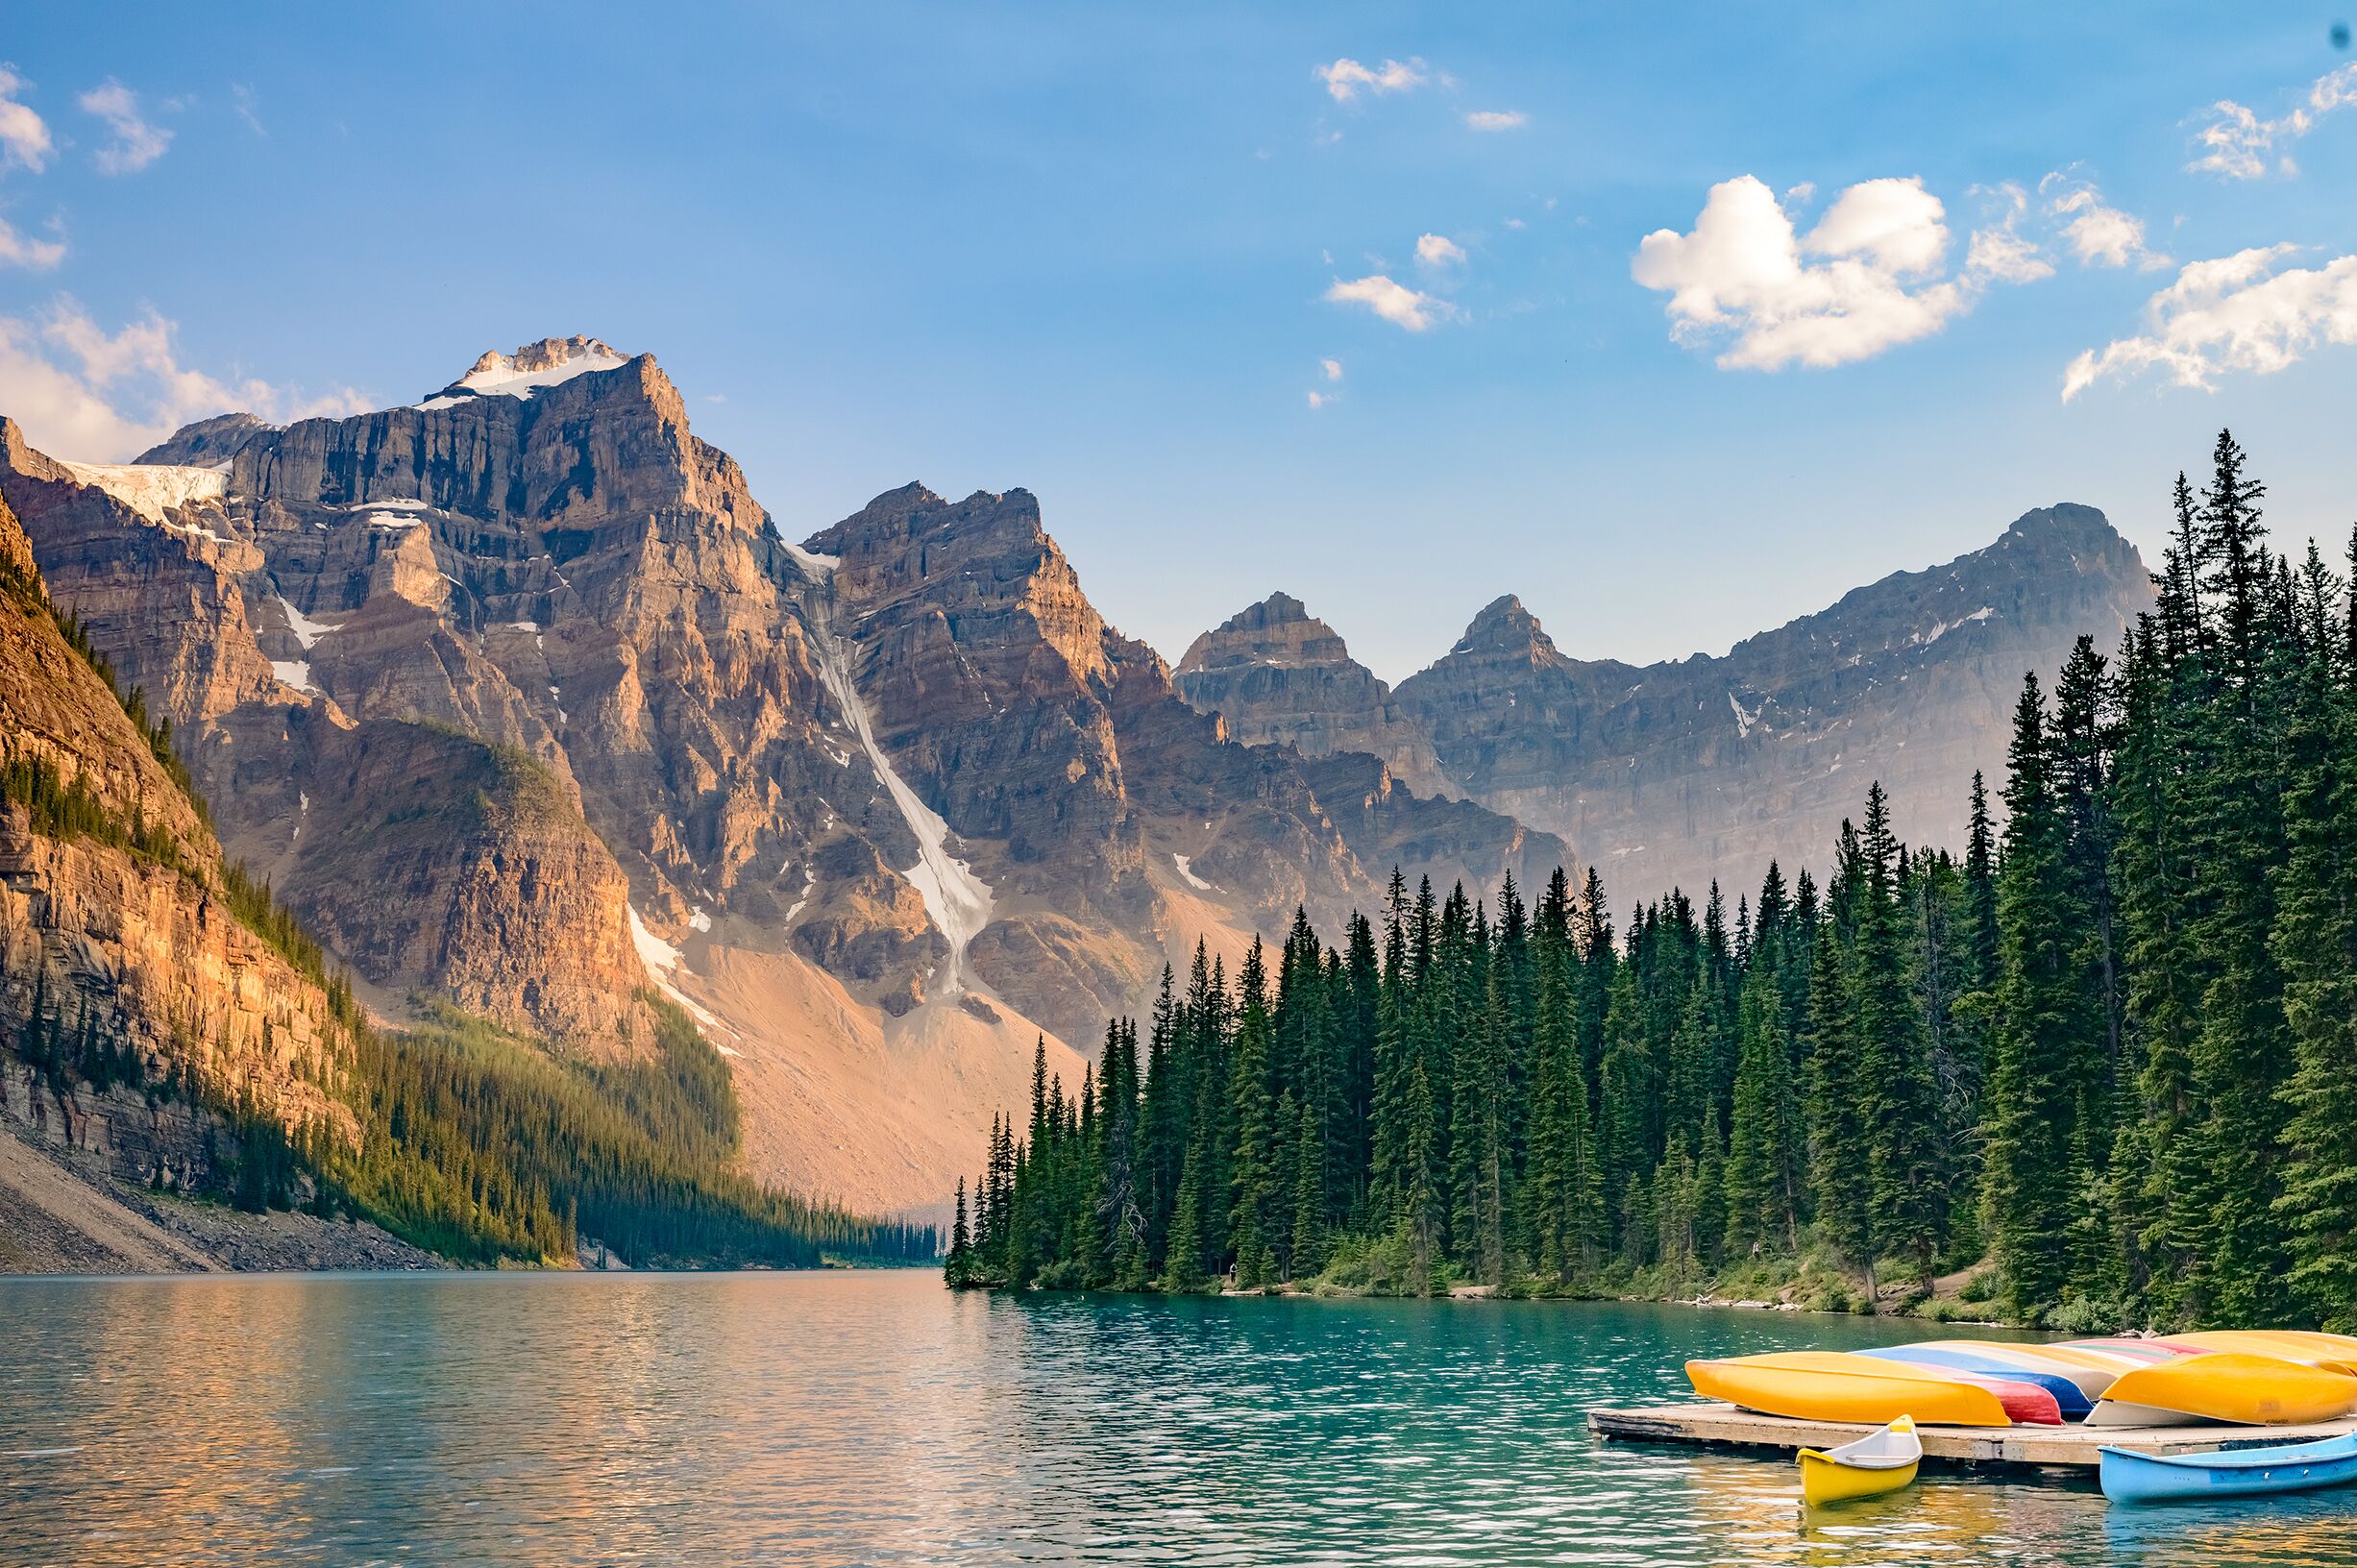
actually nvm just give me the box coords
[1177,506,2153,908]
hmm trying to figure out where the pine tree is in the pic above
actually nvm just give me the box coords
[945,1176,973,1286]
[1805,921,1873,1300]
[2271,541,2357,1329]
[1726,962,1798,1255]
[1854,783,1942,1286]
[1228,940,1279,1289]
[1981,674,2095,1319]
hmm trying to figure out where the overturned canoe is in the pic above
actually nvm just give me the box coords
[2100,1431,2357,1504]
[2057,1337,2192,1364]
[2158,1331,2357,1377]
[1931,1341,2139,1399]
[1687,1351,2060,1426]
[1800,1415,1922,1506]
[2088,1353,2357,1428]
[1854,1345,2096,1420]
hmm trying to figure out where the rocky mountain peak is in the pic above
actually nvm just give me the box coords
[445,334,629,398]
[135,412,279,468]
[1451,593,1561,664]
[1996,502,2139,562]
[1174,589,1460,800]
[1388,502,2156,908]
[813,483,1112,691]
[1230,591,1313,630]
[1179,592,1352,675]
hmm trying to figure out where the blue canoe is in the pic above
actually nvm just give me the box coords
[1854,1346,2097,1421]
[2100,1432,2357,1504]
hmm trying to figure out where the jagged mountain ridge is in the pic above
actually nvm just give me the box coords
[1,340,1554,1212]
[1176,504,2154,907]
[2,337,2150,1211]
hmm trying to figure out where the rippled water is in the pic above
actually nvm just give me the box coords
[5,1272,2357,1566]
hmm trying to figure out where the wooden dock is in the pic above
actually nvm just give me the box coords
[1588,1401,2357,1472]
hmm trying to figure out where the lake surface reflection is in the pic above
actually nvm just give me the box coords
[4,1271,2355,1565]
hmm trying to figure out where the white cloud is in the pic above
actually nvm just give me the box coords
[0,214,63,271]
[1324,274,1451,331]
[2062,245,2357,401]
[1414,233,1467,267]
[2040,173,2167,270]
[1784,182,1816,205]
[1503,216,1527,231]
[1464,110,1527,132]
[78,79,171,174]
[1317,58,1426,102]
[0,65,54,173]
[1633,174,2040,371]
[2188,63,2357,180]
[1964,183,2052,283]
[1306,390,1331,409]
[0,297,372,459]
[1320,357,1342,380]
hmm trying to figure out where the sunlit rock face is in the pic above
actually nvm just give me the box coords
[0,487,356,1191]
[3,345,1548,1212]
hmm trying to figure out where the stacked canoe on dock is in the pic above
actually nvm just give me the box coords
[1687,1331,2357,1428]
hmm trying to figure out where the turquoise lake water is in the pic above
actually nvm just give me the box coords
[4,1270,2356,1566]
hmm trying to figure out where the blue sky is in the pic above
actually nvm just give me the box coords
[3,2,2353,678]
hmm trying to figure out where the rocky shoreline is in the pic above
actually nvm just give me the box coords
[0,1116,443,1276]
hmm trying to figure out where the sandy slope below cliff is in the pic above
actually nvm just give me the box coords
[0,1122,214,1273]
[675,943,1088,1213]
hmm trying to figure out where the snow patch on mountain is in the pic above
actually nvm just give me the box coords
[279,596,342,650]
[779,536,842,577]
[627,903,738,1050]
[58,459,228,526]
[802,587,994,997]
[418,335,628,409]
[1911,606,1997,647]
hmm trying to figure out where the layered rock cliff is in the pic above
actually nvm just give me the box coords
[0,488,356,1194]
[1175,592,1457,799]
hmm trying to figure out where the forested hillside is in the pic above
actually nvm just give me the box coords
[1,487,931,1270]
[950,431,2357,1334]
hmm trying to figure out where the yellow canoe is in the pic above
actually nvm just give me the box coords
[2160,1331,2357,1377]
[1800,1415,1921,1506]
[1688,1352,2013,1427]
[2093,1353,2357,1427]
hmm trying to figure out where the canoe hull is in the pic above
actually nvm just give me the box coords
[1856,1347,2095,1420]
[1800,1449,1920,1506]
[1687,1348,2036,1424]
[2100,1433,2357,1504]
[2159,1332,2357,1377]
[2099,1353,2357,1427]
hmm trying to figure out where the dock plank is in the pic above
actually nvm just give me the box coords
[1586,1401,2357,1471]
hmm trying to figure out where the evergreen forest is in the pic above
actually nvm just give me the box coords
[947,432,2357,1334]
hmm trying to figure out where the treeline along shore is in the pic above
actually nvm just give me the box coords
[948,431,2357,1335]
